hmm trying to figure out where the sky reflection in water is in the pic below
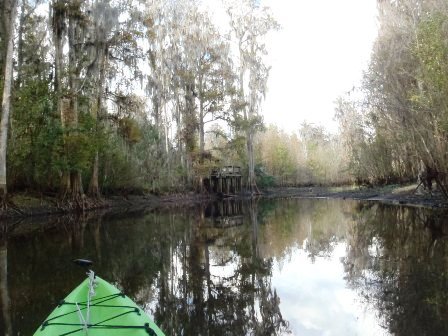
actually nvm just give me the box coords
[272,243,386,336]
[2,198,448,335]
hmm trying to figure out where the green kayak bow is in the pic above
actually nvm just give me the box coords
[33,271,165,336]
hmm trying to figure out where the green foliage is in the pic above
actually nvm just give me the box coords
[413,13,448,132]
[52,111,100,180]
[61,130,95,171]
[255,124,350,187]
[336,6,448,187]
[255,164,275,188]
[5,0,281,196]
[8,79,108,190]
[118,117,142,144]
[414,14,448,92]
[8,79,60,189]
[130,122,184,193]
[98,120,189,194]
[99,132,139,192]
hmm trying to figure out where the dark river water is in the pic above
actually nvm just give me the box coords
[1,198,448,335]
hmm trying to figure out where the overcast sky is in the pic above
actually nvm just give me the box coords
[261,0,379,134]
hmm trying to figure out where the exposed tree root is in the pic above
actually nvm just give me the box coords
[89,196,106,208]
[57,192,88,213]
[87,189,106,208]
[54,192,108,214]
[0,196,25,217]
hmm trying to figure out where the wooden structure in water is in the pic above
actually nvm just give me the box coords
[205,199,244,228]
[209,166,242,195]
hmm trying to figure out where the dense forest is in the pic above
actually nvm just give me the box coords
[0,0,279,206]
[258,0,448,190]
[337,0,448,189]
[2,0,448,207]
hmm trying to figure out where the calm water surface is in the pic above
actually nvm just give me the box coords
[1,198,448,335]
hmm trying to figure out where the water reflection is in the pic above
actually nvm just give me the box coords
[1,199,448,335]
[343,203,448,336]
[0,234,12,336]
[204,199,244,228]
[154,198,289,335]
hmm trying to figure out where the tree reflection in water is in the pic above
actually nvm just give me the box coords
[2,198,359,335]
[153,199,289,335]
[4,199,448,335]
[2,202,290,335]
[0,234,12,336]
[343,203,448,336]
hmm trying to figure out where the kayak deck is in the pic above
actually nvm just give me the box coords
[34,276,165,336]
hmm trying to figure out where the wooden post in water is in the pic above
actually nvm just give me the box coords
[210,165,242,195]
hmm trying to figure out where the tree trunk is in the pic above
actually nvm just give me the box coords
[0,0,17,199]
[0,0,14,73]
[88,152,100,197]
[246,130,257,193]
[198,79,206,193]
[60,96,82,194]
[52,0,71,202]
[58,8,85,205]
[52,0,64,96]
[238,45,259,195]
[16,0,25,88]
[88,41,107,199]
[184,81,196,186]
[247,41,261,195]
[198,75,205,154]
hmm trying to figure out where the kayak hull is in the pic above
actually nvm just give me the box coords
[33,276,165,336]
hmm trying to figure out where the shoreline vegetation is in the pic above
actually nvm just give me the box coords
[1,183,446,220]
[3,1,448,216]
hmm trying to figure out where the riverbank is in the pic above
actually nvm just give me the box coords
[264,183,448,208]
[0,191,216,219]
[1,183,446,220]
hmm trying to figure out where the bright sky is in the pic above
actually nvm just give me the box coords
[262,0,379,134]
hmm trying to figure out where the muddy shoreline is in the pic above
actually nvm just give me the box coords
[264,184,448,208]
[1,183,446,221]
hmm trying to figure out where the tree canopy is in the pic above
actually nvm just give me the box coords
[0,0,279,204]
